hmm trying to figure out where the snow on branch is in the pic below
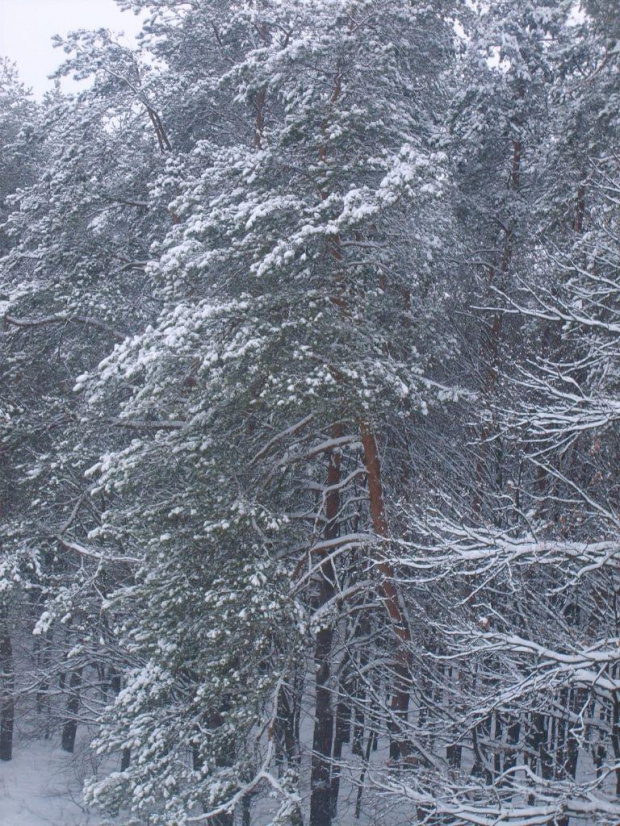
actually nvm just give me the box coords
[4,313,127,341]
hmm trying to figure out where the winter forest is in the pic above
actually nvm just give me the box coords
[0,0,619,824]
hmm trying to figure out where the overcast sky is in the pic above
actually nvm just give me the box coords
[0,0,143,97]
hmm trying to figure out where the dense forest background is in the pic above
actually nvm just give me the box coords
[1,1,620,824]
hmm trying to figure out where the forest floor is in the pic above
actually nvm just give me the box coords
[0,738,102,826]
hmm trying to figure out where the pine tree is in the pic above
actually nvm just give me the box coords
[0,59,40,763]
[384,4,620,823]
[77,1,458,822]
[0,34,171,755]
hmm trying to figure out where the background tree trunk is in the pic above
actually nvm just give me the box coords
[61,668,82,753]
[0,604,14,762]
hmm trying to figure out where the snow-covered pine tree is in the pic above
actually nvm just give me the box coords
[0,34,174,756]
[0,60,41,763]
[6,1,619,822]
[77,1,459,822]
[385,4,620,823]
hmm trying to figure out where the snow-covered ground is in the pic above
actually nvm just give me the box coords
[0,740,102,826]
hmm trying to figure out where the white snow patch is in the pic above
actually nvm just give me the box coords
[0,740,103,826]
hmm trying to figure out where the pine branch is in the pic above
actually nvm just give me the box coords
[4,314,127,341]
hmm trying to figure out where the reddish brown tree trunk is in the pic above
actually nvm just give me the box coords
[360,423,413,759]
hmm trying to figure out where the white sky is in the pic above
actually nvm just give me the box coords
[0,0,144,97]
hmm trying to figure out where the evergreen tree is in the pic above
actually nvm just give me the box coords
[1,1,619,823]
[78,1,458,822]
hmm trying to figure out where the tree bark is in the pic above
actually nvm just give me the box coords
[309,424,344,826]
[61,669,82,753]
[360,423,413,760]
[0,605,14,762]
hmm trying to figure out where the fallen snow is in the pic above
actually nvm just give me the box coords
[0,740,103,826]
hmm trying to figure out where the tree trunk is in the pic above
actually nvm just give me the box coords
[61,668,82,753]
[360,423,413,760]
[310,617,336,826]
[275,675,302,774]
[309,425,343,826]
[0,605,14,762]
[329,660,353,817]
